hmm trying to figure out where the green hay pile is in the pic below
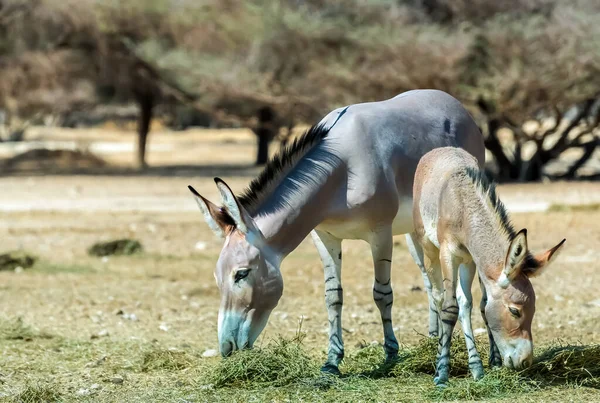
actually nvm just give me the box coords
[523,344,600,388]
[141,349,196,371]
[206,336,320,388]
[396,335,489,376]
[200,333,600,401]
[88,239,143,257]
[428,368,538,400]
[0,317,53,341]
[0,251,36,271]
[12,383,62,403]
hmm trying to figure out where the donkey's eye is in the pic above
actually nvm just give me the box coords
[234,269,251,282]
[509,307,521,318]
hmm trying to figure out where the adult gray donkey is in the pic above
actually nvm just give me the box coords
[188,89,485,375]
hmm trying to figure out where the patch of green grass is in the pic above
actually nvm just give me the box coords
[547,203,600,212]
[12,383,62,403]
[141,349,196,372]
[206,335,320,388]
[32,261,96,274]
[428,368,539,400]
[0,317,53,341]
[88,239,143,257]
[0,251,36,272]
[523,344,600,388]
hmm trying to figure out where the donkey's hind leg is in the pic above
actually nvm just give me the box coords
[434,243,460,387]
[457,262,484,380]
[311,229,344,375]
[406,233,439,337]
[370,226,399,362]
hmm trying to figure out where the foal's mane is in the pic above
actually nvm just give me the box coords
[464,167,516,240]
[237,123,330,214]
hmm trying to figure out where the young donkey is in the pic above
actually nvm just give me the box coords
[412,147,565,386]
[188,90,485,374]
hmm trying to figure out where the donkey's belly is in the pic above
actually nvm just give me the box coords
[316,197,414,240]
[390,197,415,236]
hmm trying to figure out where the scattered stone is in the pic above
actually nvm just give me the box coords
[474,328,487,335]
[202,349,218,358]
[88,239,143,257]
[0,251,36,271]
[586,299,600,308]
[76,388,91,396]
[159,323,170,332]
[90,384,100,390]
[124,313,138,322]
[91,329,109,339]
[109,376,124,385]
[195,241,207,251]
[85,356,107,368]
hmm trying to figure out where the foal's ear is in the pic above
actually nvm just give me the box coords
[499,229,528,287]
[188,185,233,238]
[214,178,265,244]
[524,238,566,278]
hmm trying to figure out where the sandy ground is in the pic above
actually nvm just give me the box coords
[0,127,598,401]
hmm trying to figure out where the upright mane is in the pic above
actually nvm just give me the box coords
[237,123,330,214]
[464,167,516,240]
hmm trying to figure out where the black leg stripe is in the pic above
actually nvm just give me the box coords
[373,289,393,296]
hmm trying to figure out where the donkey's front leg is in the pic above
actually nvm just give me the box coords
[370,226,399,362]
[457,262,484,380]
[434,244,460,387]
[406,233,439,337]
[311,230,344,375]
[479,276,502,368]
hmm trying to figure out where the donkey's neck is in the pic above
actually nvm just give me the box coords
[252,146,343,258]
[464,204,511,283]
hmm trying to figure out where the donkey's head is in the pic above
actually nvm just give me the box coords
[189,179,283,357]
[485,229,565,370]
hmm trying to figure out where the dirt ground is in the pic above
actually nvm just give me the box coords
[0,127,599,402]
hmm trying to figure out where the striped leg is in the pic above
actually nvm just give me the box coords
[370,227,399,362]
[479,276,502,368]
[406,233,439,337]
[434,243,460,387]
[457,262,484,380]
[311,230,344,375]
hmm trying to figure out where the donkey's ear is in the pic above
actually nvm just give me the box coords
[499,229,528,287]
[188,185,233,238]
[524,238,566,278]
[214,178,265,243]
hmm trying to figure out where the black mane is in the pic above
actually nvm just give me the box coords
[464,167,516,240]
[238,123,330,213]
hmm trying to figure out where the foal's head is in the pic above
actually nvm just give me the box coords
[485,229,565,369]
[189,179,283,357]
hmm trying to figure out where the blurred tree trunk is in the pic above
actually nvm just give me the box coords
[254,106,276,165]
[136,91,154,170]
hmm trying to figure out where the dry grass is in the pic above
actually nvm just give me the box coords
[0,131,599,401]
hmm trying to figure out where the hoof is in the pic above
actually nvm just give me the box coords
[321,363,341,376]
[489,358,502,368]
[385,352,399,364]
[434,376,448,388]
[472,369,484,381]
[471,362,485,381]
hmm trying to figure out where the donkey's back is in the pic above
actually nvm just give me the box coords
[317,90,484,239]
